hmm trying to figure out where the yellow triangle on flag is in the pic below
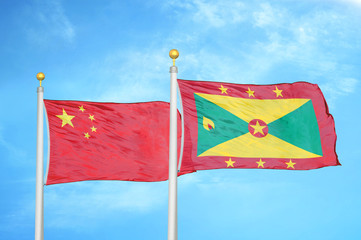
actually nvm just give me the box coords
[195,93,310,124]
[198,132,322,158]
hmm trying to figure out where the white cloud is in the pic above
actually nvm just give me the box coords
[45,181,168,228]
[320,77,359,108]
[164,0,245,28]
[2,199,34,232]
[163,0,360,98]
[26,0,75,44]
[295,26,316,44]
[84,1,359,107]
[253,2,286,28]
[192,0,245,27]
[93,48,172,103]
[2,181,169,231]
[0,125,26,162]
[338,78,358,93]
[178,170,292,218]
[337,0,361,8]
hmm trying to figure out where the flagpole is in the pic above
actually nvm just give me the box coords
[168,49,179,240]
[35,72,45,240]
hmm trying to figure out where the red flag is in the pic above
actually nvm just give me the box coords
[178,79,339,171]
[44,100,191,185]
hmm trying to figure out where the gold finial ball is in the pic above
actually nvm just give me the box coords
[169,49,179,60]
[36,72,45,81]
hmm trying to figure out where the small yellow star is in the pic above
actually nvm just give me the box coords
[91,126,97,132]
[273,86,283,97]
[56,109,75,128]
[84,132,90,139]
[219,85,228,94]
[256,159,266,168]
[246,87,255,97]
[89,114,95,121]
[286,159,296,169]
[225,158,235,167]
[250,121,266,135]
[79,105,85,112]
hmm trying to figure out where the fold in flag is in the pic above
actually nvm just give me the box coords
[178,79,340,171]
[44,100,191,185]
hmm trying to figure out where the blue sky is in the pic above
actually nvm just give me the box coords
[1,0,361,239]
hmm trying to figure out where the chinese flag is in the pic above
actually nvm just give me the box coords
[44,100,191,185]
[177,79,340,171]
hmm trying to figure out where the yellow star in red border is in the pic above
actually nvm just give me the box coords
[56,109,75,128]
[250,121,266,135]
[286,159,296,169]
[84,132,90,139]
[256,159,265,168]
[246,87,255,97]
[89,114,95,121]
[225,158,235,167]
[273,86,283,97]
[219,85,228,94]
[79,105,85,112]
[91,126,97,132]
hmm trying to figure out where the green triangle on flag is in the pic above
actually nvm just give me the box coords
[194,93,249,156]
[268,100,323,156]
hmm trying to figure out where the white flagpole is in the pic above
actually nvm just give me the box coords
[35,72,45,240]
[168,49,179,240]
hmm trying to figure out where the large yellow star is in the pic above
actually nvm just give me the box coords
[56,109,75,128]
[91,126,97,132]
[219,85,228,94]
[246,87,255,97]
[286,159,296,169]
[89,114,95,121]
[256,159,265,168]
[273,86,283,97]
[250,121,266,135]
[225,158,235,167]
[79,105,85,112]
[84,132,90,139]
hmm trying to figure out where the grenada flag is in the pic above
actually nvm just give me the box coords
[178,79,340,171]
